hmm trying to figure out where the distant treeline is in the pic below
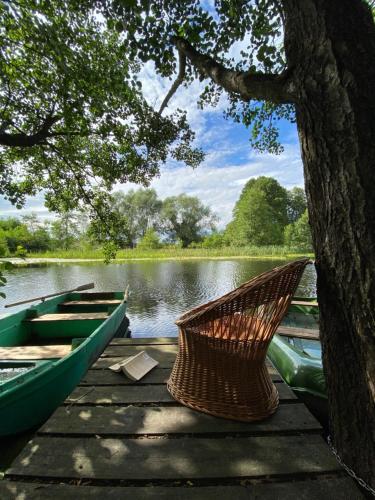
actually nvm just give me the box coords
[0,177,312,256]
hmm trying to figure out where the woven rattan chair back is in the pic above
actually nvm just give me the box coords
[167,258,311,422]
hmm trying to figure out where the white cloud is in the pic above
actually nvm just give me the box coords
[115,143,304,228]
[0,193,52,220]
[138,60,229,144]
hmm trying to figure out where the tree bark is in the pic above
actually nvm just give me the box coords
[283,0,375,485]
[171,36,295,104]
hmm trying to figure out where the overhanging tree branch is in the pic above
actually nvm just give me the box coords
[158,50,187,114]
[171,36,296,104]
[0,114,61,147]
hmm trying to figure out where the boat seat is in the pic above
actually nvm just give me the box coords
[291,300,319,307]
[60,300,122,306]
[25,312,109,322]
[0,345,72,360]
[277,325,320,341]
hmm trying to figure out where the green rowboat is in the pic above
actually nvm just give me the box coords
[268,297,327,420]
[0,291,128,436]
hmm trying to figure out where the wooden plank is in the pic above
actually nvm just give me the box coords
[7,434,340,480]
[66,385,174,404]
[0,478,364,500]
[101,344,178,358]
[79,292,116,300]
[265,359,280,377]
[66,382,296,405]
[93,355,280,373]
[94,345,280,374]
[103,344,282,370]
[93,345,178,368]
[40,403,319,436]
[291,300,319,308]
[79,367,282,385]
[110,337,178,345]
[61,300,122,306]
[277,325,320,341]
[79,367,173,385]
[26,312,108,322]
[93,356,174,369]
[0,345,71,360]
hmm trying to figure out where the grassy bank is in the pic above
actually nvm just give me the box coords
[25,246,314,261]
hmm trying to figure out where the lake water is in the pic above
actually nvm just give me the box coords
[0,259,316,337]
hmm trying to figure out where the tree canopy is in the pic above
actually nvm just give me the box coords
[111,189,162,247]
[50,212,81,251]
[284,209,312,251]
[161,194,217,247]
[137,228,162,250]
[286,187,307,223]
[225,176,304,246]
[226,187,281,246]
[0,0,202,235]
[0,215,50,254]
[99,0,295,154]
[0,191,219,254]
[99,0,374,155]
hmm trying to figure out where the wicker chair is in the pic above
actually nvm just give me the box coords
[167,258,311,422]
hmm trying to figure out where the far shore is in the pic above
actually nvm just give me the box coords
[0,247,313,265]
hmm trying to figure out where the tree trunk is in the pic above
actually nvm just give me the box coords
[175,0,375,483]
[284,0,375,485]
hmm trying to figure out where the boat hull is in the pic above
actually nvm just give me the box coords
[268,334,325,400]
[267,298,327,421]
[0,292,127,436]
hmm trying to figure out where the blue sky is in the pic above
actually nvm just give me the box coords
[0,61,304,229]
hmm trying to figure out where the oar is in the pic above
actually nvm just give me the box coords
[4,282,95,308]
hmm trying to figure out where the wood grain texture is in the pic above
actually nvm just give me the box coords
[277,326,320,341]
[92,345,178,368]
[79,367,173,385]
[291,300,319,307]
[101,344,178,358]
[65,384,175,404]
[61,300,122,306]
[7,435,340,480]
[93,345,280,375]
[40,403,319,435]
[66,381,296,405]
[93,356,175,369]
[81,364,281,383]
[0,345,71,359]
[0,478,363,500]
[26,312,108,322]
[110,337,178,345]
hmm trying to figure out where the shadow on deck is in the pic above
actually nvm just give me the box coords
[0,337,363,499]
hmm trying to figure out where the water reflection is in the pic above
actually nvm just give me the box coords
[1,259,316,337]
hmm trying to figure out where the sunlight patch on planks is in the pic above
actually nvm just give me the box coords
[0,345,71,359]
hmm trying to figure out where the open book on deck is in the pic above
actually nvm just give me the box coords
[109,351,159,381]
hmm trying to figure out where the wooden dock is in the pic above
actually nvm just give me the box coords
[0,337,363,499]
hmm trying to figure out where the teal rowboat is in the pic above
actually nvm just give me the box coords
[267,297,327,420]
[0,291,128,436]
